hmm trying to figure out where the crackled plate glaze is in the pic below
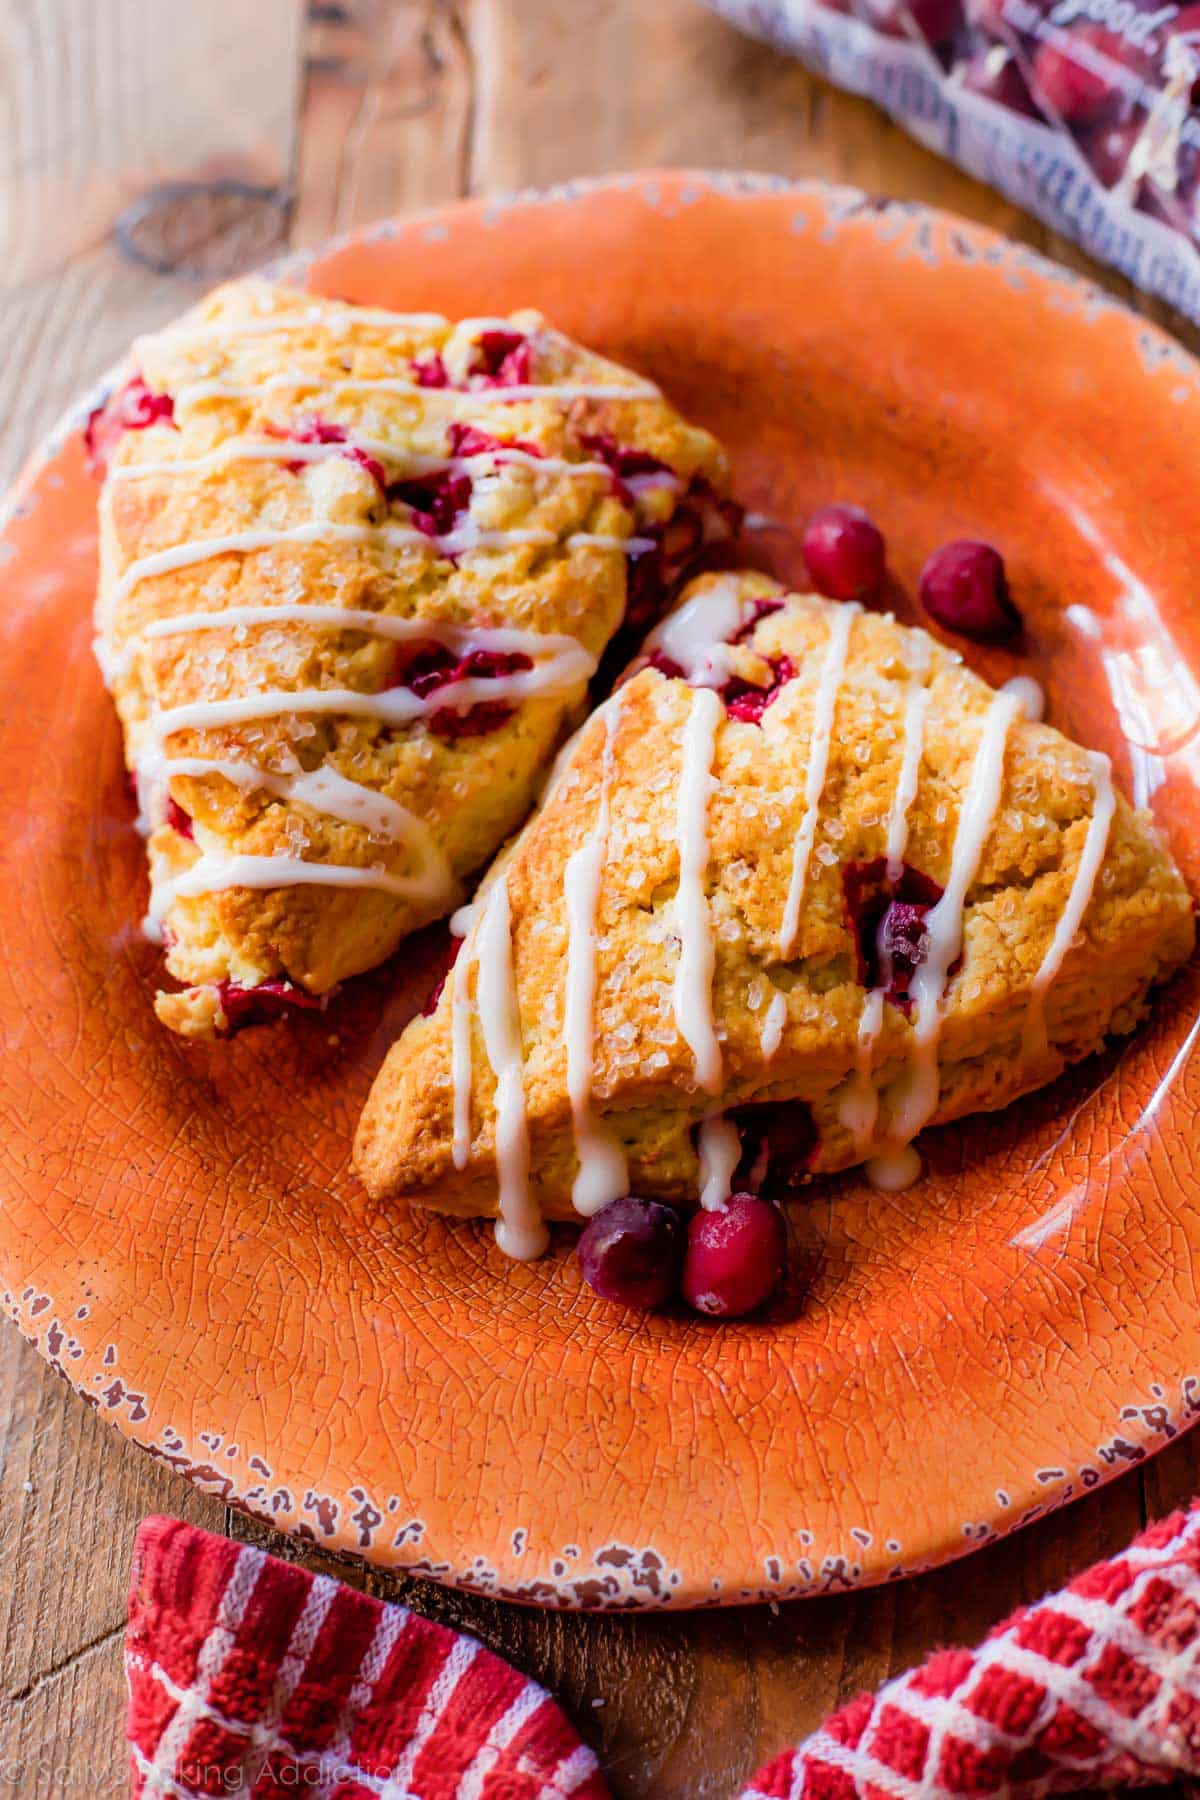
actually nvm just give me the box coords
[3,173,1200,1609]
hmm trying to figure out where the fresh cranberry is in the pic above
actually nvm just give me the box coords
[447,421,543,461]
[578,1197,683,1310]
[470,330,532,387]
[802,504,886,601]
[412,351,450,388]
[1083,115,1145,186]
[728,1102,818,1196]
[860,0,961,45]
[918,539,1021,641]
[165,796,194,840]
[214,978,326,1035]
[1031,26,1126,124]
[843,858,945,1010]
[84,375,175,478]
[958,47,1042,114]
[389,469,473,537]
[682,1195,786,1318]
[395,642,534,740]
[724,655,797,724]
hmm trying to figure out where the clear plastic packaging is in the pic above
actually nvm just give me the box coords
[704,0,1200,319]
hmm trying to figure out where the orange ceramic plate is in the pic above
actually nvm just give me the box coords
[3,173,1199,1609]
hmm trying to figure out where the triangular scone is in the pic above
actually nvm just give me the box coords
[354,571,1195,1249]
[92,277,729,1037]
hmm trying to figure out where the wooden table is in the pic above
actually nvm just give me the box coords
[1,3,1197,1794]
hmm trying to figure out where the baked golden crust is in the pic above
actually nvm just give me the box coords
[354,571,1196,1219]
[93,278,728,1037]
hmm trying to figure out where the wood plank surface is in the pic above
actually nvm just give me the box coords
[0,1,1196,1794]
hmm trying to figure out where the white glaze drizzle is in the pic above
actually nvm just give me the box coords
[109,439,618,484]
[175,374,660,407]
[779,602,861,957]
[759,989,787,1059]
[1001,675,1045,722]
[143,657,587,747]
[563,702,628,1217]
[838,631,932,1158]
[144,850,432,943]
[143,752,455,880]
[139,605,583,653]
[865,1144,922,1192]
[884,689,1022,1151]
[642,579,748,687]
[105,520,643,623]
[1022,750,1114,1060]
[697,1114,741,1212]
[672,686,724,1093]
[474,876,547,1261]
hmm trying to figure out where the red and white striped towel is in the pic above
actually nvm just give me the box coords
[126,1516,608,1798]
[127,1504,1200,1799]
[744,1503,1200,1800]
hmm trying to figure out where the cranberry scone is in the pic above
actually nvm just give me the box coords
[91,278,730,1038]
[354,570,1195,1257]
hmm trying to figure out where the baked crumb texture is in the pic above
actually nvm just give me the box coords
[355,571,1196,1222]
[93,278,728,1038]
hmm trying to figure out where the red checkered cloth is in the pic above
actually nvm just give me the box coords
[741,1504,1200,1800]
[127,1505,1200,1799]
[126,1516,609,1799]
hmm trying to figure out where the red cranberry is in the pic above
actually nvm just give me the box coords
[470,330,532,387]
[728,1101,818,1195]
[860,0,961,44]
[802,504,886,601]
[1083,115,1145,187]
[267,415,387,491]
[958,47,1041,115]
[918,539,1021,641]
[214,978,326,1035]
[420,936,463,1017]
[682,1195,786,1319]
[843,858,945,1008]
[447,421,543,461]
[389,468,473,536]
[412,351,450,388]
[396,642,534,740]
[1031,26,1126,125]
[578,1198,683,1310]
[579,432,675,506]
[724,655,796,724]
[282,413,347,447]
[165,796,194,840]
[84,375,175,478]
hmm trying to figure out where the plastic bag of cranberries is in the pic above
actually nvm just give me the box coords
[703,0,1200,320]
